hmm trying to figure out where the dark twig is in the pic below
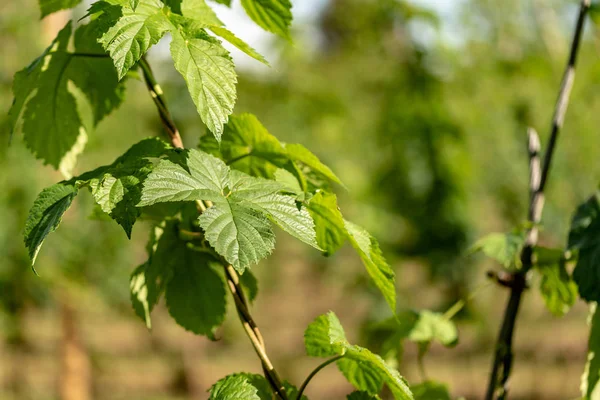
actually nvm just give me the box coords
[296,356,344,400]
[139,59,288,400]
[484,2,591,399]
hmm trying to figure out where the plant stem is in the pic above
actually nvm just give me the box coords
[138,57,184,149]
[139,58,288,400]
[484,1,590,399]
[296,355,343,400]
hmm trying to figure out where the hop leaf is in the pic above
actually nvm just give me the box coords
[170,26,236,140]
[99,0,171,79]
[209,375,261,400]
[139,148,319,272]
[241,0,292,40]
[39,0,82,18]
[303,312,413,400]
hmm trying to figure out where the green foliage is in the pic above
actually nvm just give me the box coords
[39,0,82,18]
[469,231,525,269]
[169,25,236,140]
[535,259,577,317]
[569,193,600,302]
[411,381,452,400]
[9,22,125,176]
[99,0,171,79]
[24,138,171,266]
[139,148,319,272]
[304,312,413,400]
[240,0,292,39]
[209,374,261,400]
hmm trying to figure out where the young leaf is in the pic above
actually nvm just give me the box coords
[24,183,78,266]
[408,310,458,347]
[170,26,236,140]
[469,231,525,269]
[139,148,318,272]
[307,191,346,256]
[304,312,413,400]
[569,193,600,302]
[412,381,451,400]
[130,263,154,328]
[209,374,261,400]
[99,0,171,79]
[304,312,347,357]
[239,270,259,303]
[39,0,82,18]
[241,0,292,40]
[535,260,577,317]
[345,220,396,312]
[284,382,308,400]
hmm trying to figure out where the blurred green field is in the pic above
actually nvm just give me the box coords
[1,0,599,399]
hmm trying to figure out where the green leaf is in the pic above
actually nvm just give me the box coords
[180,0,223,25]
[229,374,272,400]
[307,191,346,256]
[170,25,236,140]
[24,183,78,266]
[9,20,126,176]
[209,26,269,65]
[412,381,451,400]
[345,220,396,312]
[304,312,348,357]
[200,198,276,273]
[582,303,600,400]
[347,392,381,400]
[304,312,413,400]
[165,251,227,338]
[39,0,82,18]
[73,19,127,124]
[99,0,171,79]
[408,310,458,347]
[535,260,577,317]
[139,148,318,272]
[130,0,140,9]
[130,263,154,328]
[85,137,172,237]
[9,23,89,176]
[209,374,261,400]
[469,231,525,269]
[285,143,343,186]
[338,357,384,395]
[241,0,292,40]
[199,113,340,189]
[229,171,319,250]
[130,222,178,327]
[569,194,600,302]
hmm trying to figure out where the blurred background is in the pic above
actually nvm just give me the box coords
[1,0,599,398]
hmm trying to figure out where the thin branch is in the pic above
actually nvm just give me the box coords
[140,59,288,400]
[138,57,184,149]
[296,356,343,400]
[484,1,591,399]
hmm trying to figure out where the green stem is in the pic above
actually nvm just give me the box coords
[296,355,344,400]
